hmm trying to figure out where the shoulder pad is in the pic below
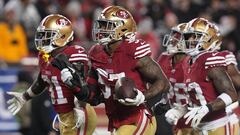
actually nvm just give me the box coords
[157,52,171,63]
[64,45,88,63]
[220,50,237,66]
[204,52,226,69]
[88,45,107,64]
[127,39,151,59]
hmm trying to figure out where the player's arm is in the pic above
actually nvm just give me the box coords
[227,64,240,93]
[84,68,104,106]
[136,56,170,99]
[7,72,47,115]
[184,67,238,127]
[207,67,238,111]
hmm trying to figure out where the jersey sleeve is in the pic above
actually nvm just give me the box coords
[224,51,237,66]
[129,39,152,59]
[204,52,226,69]
[65,45,88,64]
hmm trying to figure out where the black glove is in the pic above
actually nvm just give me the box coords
[51,54,71,70]
[51,54,87,90]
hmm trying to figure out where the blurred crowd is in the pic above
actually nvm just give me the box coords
[0,0,240,134]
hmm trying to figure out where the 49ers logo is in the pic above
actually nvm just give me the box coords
[116,10,130,19]
[56,18,69,26]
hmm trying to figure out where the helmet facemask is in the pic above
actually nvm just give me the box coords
[163,29,186,54]
[35,14,74,54]
[183,18,222,56]
[35,29,61,53]
[92,19,120,45]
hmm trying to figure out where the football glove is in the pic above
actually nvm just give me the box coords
[184,105,209,128]
[165,103,187,125]
[51,54,71,71]
[51,54,86,89]
[60,68,74,87]
[7,92,26,115]
[118,88,145,106]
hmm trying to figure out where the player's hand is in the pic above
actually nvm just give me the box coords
[6,92,26,115]
[165,103,187,125]
[60,68,74,86]
[72,108,85,129]
[184,105,209,128]
[118,88,145,106]
[51,54,70,70]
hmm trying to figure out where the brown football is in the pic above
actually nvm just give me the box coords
[114,77,137,99]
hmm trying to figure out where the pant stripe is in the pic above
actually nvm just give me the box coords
[133,110,149,135]
[225,122,230,135]
[228,123,232,135]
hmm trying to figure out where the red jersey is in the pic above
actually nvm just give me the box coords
[186,51,227,122]
[158,52,190,106]
[158,52,191,128]
[39,45,88,113]
[88,39,152,131]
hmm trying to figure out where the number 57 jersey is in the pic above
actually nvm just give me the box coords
[88,39,153,131]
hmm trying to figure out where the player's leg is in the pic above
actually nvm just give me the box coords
[142,116,157,135]
[205,123,239,135]
[84,103,97,135]
[175,128,195,135]
[59,111,79,135]
[114,115,156,135]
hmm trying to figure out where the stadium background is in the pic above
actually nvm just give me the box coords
[0,0,239,135]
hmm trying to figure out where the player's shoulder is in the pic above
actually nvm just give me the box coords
[88,44,107,63]
[88,44,104,56]
[197,51,226,69]
[157,52,171,63]
[63,45,88,63]
[219,50,237,65]
[124,38,151,59]
[64,45,86,54]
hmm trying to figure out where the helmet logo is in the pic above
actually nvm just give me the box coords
[116,10,129,19]
[56,18,69,26]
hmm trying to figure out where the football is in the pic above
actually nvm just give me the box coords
[114,77,137,99]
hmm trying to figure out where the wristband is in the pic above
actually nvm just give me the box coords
[26,88,37,97]
[217,93,233,106]
[23,92,32,101]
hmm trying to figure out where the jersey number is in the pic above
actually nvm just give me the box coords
[42,75,67,104]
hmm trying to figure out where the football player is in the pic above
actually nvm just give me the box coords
[90,5,171,135]
[6,14,97,135]
[160,18,240,135]
[58,6,170,135]
[181,18,239,135]
[157,23,191,134]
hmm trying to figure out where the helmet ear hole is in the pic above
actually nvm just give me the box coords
[122,29,127,32]
[61,35,66,39]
